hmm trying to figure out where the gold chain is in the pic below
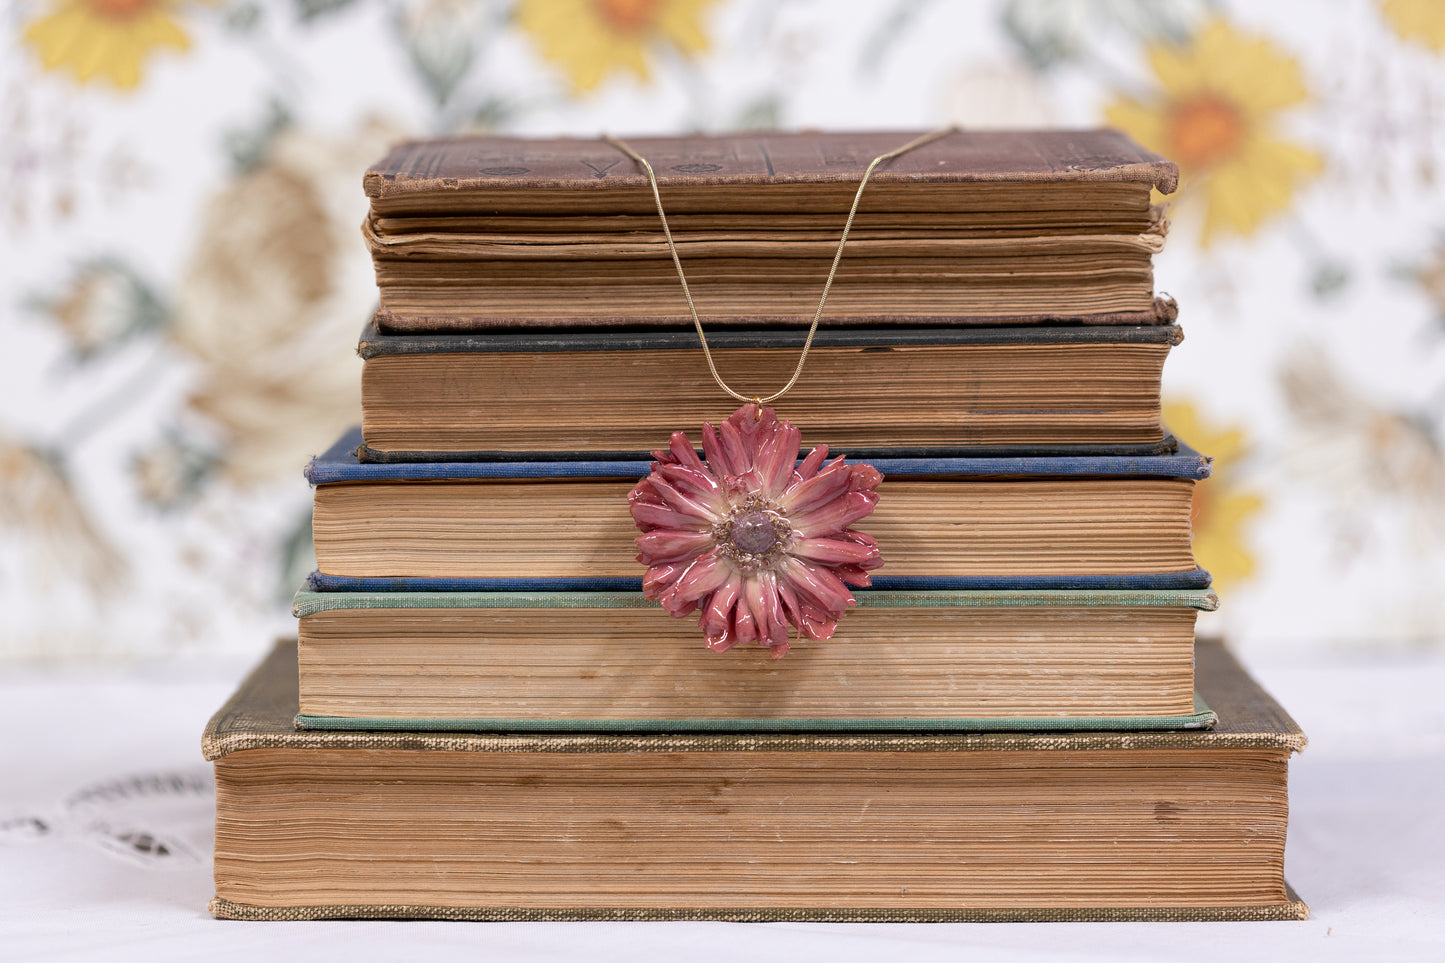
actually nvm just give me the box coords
[603,128,957,405]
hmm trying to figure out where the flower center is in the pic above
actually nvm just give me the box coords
[1167,94,1245,171]
[714,501,792,570]
[730,510,779,555]
[596,0,662,33]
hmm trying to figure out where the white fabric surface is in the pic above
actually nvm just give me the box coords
[2,649,1443,962]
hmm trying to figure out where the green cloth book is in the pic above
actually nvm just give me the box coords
[292,588,1218,731]
[205,639,1307,922]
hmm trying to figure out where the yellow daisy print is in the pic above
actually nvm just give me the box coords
[1165,401,1265,591]
[516,0,718,95]
[1104,19,1323,247]
[23,0,201,91]
[1381,0,1445,52]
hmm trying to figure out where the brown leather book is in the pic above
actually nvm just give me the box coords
[205,639,1306,921]
[363,129,1178,332]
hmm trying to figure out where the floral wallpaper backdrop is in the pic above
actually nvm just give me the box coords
[3,0,1444,661]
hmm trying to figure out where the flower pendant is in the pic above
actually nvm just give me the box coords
[629,404,884,658]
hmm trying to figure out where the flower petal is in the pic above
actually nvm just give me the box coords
[755,419,801,499]
[628,477,666,506]
[777,456,851,514]
[732,403,778,455]
[780,555,856,616]
[662,596,699,618]
[667,431,707,472]
[757,570,790,647]
[629,501,713,532]
[720,469,766,504]
[718,417,751,474]
[790,490,880,538]
[773,565,837,639]
[776,578,801,622]
[642,561,689,599]
[649,475,722,522]
[701,572,742,650]
[798,607,838,640]
[706,633,738,653]
[795,444,829,480]
[660,553,731,611]
[658,463,719,495]
[847,463,884,492]
[838,529,879,551]
[742,575,770,646]
[700,422,728,475]
[657,463,727,514]
[832,564,873,588]
[789,536,881,567]
[731,575,760,646]
[636,529,713,566]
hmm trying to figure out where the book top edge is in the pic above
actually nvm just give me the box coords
[364,130,1178,197]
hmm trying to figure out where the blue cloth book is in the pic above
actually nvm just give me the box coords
[306,428,1212,590]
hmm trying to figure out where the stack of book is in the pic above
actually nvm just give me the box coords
[204,131,1307,921]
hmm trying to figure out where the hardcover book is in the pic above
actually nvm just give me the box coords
[307,429,1212,584]
[363,129,1179,331]
[206,639,1307,922]
[292,587,1219,729]
[357,322,1184,460]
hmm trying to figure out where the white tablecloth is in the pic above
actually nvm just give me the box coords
[3,649,1443,962]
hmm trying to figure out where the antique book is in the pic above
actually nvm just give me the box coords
[307,430,1212,582]
[357,321,1183,460]
[206,639,1307,921]
[363,129,1179,331]
[291,587,1218,729]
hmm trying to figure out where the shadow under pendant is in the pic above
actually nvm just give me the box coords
[629,404,885,659]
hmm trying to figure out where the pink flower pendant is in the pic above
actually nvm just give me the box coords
[629,404,884,659]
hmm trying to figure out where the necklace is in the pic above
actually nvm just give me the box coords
[603,127,956,404]
[607,128,957,657]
